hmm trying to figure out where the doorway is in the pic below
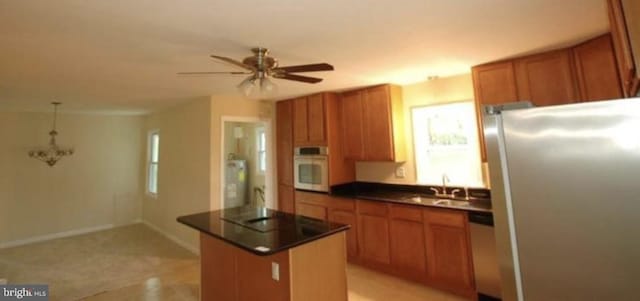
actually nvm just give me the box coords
[221,117,273,209]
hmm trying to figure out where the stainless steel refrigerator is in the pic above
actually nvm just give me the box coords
[483,98,640,301]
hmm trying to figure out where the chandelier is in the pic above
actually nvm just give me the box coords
[28,102,74,166]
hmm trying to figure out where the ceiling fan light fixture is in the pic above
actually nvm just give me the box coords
[238,75,257,97]
[259,77,277,96]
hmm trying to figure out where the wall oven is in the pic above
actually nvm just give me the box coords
[293,146,329,192]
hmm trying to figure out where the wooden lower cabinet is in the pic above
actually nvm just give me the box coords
[424,209,475,298]
[278,184,295,214]
[389,205,427,281]
[328,209,358,259]
[357,214,391,267]
[292,193,475,299]
[295,202,327,221]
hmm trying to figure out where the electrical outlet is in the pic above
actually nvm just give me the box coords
[395,167,406,178]
[271,262,280,281]
[0,278,7,285]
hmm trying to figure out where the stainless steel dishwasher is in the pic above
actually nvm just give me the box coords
[469,211,502,300]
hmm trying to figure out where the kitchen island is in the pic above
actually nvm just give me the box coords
[177,206,350,301]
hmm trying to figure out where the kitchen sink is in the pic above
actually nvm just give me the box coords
[433,199,471,207]
[401,195,474,209]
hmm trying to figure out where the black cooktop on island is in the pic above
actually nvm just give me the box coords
[177,206,350,256]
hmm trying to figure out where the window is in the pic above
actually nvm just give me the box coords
[147,131,159,196]
[412,101,484,187]
[256,127,266,174]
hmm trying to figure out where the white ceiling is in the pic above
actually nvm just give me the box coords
[0,0,609,114]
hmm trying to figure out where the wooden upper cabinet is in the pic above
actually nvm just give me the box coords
[608,0,640,96]
[472,61,518,162]
[292,94,327,146]
[515,49,579,106]
[340,90,365,160]
[292,97,309,145]
[472,61,519,105]
[573,34,623,101]
[363,85,395,161]
[276,100,294,186]
[340,84,405,162]
[306,94,326,144]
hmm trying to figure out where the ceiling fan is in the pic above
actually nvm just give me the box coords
[178,47,334,96]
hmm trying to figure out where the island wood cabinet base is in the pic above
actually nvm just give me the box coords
[200,232,348,301]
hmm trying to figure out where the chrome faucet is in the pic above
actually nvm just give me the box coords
[430,174,450,197]
[442,174,449,196]
[451,187,470,200]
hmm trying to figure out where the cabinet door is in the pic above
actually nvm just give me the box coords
[358,214,391,266]
[292,97,309,145]
[276,100,294,185]
[340,90,365,160]
[424,209,474,294]
[608,0,638,96]
[296,202,327,221]
[390,218,427,280]
[306,93,326,145]
[472,61,519,105]
[328,210,358,259]
[573,34,623,101]
[515,49,579,106]
[362,85,394,161]
[472,61,518,162]
[278,184,295,214]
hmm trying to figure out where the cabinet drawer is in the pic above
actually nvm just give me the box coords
[296,202,328,221]
[390,205,423,222]
[358,200,389,216]
[295,190,328,206]
[327,196,356,211]
[424,209,465,228]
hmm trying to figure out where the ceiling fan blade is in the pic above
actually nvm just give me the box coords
[177,71,252,75]
[273,73,323,83]
[273,63,334,73]
[210,55,256,71]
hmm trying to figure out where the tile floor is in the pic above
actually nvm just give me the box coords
[0,224,468,301]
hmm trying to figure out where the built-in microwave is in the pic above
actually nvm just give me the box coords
[293,146,329,192]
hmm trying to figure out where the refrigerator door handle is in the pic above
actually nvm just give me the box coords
[484,101,533,116]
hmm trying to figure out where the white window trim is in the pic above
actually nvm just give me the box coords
[146,129,159,198]
[256,127,266,175]
[411,101,485,188]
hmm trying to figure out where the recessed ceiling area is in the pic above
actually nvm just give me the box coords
[0,0,609,114]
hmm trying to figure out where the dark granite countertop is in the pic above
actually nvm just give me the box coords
[177,206,350,256]
[329,182,493,213]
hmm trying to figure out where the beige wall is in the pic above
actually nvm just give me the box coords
[142,98,212,252]
[356,74,479,185]
[0,111,143,245]
[210,95,274,211]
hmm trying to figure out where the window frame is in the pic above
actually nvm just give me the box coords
[410,101,484,188]
[146,130,160,197]
[256,127,266,175]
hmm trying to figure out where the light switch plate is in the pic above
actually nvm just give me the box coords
[271,262,279,281]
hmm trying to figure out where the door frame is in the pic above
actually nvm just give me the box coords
[220,116,275,210]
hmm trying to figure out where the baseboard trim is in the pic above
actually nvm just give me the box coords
[0,224,116,249]
[141,220,199,255]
